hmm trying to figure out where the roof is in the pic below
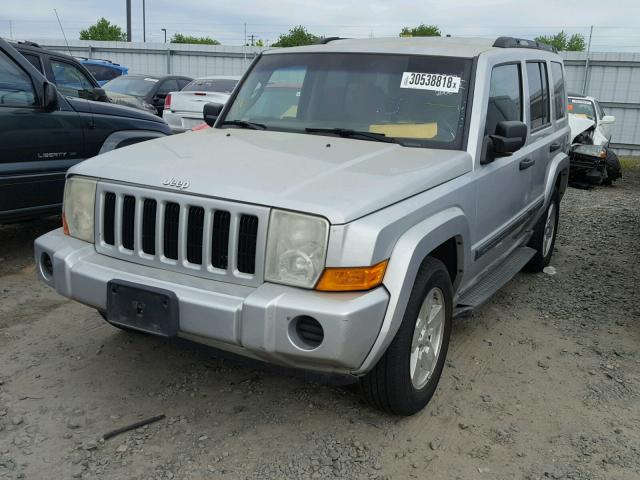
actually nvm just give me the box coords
[264,37,500,58]
[193,75,241,81]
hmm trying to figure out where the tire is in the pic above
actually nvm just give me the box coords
[360,257,453,416]
[525,188,560,272]
[603,148,622,185]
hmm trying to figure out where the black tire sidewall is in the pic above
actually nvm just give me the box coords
[526,188,560,271]
[384,258,453,414]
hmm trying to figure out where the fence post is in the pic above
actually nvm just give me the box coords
[166,47,171,74]
[88,45,93,59]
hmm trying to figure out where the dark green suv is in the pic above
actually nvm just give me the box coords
[0,38,172,222]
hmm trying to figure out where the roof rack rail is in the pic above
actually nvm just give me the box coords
[315,37,345,45]
[493,36,557,53]
[18,40,41,48]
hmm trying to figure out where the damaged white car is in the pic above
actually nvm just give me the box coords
[568,94,621,185]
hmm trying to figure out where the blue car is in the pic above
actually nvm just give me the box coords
[79,58,129,86]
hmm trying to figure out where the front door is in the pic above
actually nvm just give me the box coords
[0,47,84,217]
[473,62,531,270]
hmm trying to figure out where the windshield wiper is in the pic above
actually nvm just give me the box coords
[305,127,398,144]
[220,119,267,130]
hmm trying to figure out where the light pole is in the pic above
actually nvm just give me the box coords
[126,0,132,42]
[142,0,146,42]
[161,28,167,43]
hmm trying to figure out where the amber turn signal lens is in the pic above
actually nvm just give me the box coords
[315,260,389,292]
[62,213,70,236]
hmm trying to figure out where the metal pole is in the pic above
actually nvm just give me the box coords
[9,20,12,39]
[142,0,146,42]
[243,23,247,67]
[581,25,593,95]
[162,28,167,43]
[126,0,132,42]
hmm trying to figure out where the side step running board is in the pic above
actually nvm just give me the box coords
[453,246,536,317]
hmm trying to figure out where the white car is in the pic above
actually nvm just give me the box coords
[162,76,240,132]
[568,94,621,184]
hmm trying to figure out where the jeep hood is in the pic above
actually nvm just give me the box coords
[71,129,472,224]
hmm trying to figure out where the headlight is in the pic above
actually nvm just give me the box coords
[63,177,96,243]
[264,210,329,288]
[572,144,606,159]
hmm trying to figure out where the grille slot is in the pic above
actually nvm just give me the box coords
[163,202,180,260]
[121,195,136,250]
[295,316,324,349]
[211,210,230,269]
[186,206,205,264]
[96,185,266,287]
[141,199,157,255]
[103,192,116,245]
[237,215,258,274]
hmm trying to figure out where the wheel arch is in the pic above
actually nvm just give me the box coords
[355,208,470,374]
[98,130,167,155]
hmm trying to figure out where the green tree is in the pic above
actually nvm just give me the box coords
[535,31,586,51]
[255,39,265,47]
[399,24,441,37]
[272,26,319,47]
[170,33,220,45]
[79,18,126,41]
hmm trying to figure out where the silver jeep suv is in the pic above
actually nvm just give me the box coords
[35,36,570,415]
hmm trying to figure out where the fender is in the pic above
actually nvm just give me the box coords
[355,207,470,374]
[544,151,569,205]
[98,130,167,155]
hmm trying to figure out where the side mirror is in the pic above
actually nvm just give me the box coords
[601,115,615,124]
[203,102,224,127]
[481,120,527,164]
[42,82,58,111]
[90,88,108,102]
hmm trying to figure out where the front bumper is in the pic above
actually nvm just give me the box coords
[35,229,389,375]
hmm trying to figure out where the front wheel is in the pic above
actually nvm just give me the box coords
[525,188,559,272]
[360,257,452,416]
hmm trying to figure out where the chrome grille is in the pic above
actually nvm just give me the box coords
[95,182,269,287]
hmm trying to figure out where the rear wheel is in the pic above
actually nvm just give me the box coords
[360,257,452,416]
[525,188,559,272]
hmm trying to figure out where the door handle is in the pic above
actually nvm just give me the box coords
[549,142,562,152]
[519,158,536,170]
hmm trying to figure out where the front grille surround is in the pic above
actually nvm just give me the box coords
[95,182,269,287]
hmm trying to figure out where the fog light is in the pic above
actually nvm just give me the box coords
[290,316,324,350]
[41,252,53,278]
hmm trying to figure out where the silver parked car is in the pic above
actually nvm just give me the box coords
[35,36,569,415]
[162,76,240,132]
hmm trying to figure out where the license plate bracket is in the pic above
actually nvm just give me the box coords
[106,280,179,338]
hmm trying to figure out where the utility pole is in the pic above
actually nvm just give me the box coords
[161,28,167,43]
[581,25,594,95]
[9,20,12,39]
[142,0,146,42]
[126,0,132,41]
[248,34,256,46]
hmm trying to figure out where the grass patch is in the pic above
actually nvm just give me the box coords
[619,156,640,170]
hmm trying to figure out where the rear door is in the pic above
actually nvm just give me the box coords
[527,60,565,206]
[0,45,85,217]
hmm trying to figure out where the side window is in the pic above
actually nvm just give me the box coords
[0,50,37,107]
[527,62,550,130]
[157,79,179,95]
[177,79,191,90]
[50,59,94,97]
[551,62,566,120]
[22,53,43,73]
[485,63,522,136]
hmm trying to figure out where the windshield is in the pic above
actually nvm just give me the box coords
[568,98,596,119]
[103,76,158,97]
[222,53,472,148]
[183,78,238,93]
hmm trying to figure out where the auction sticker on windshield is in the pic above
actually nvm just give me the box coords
[401,72,461,93]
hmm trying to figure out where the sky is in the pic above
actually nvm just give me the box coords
[1,0,640,51]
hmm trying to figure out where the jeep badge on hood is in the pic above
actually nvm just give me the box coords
[162,177,190,190]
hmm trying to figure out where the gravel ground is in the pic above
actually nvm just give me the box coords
[0,171,639,480]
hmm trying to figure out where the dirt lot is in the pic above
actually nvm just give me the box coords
[1,171,639,480]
